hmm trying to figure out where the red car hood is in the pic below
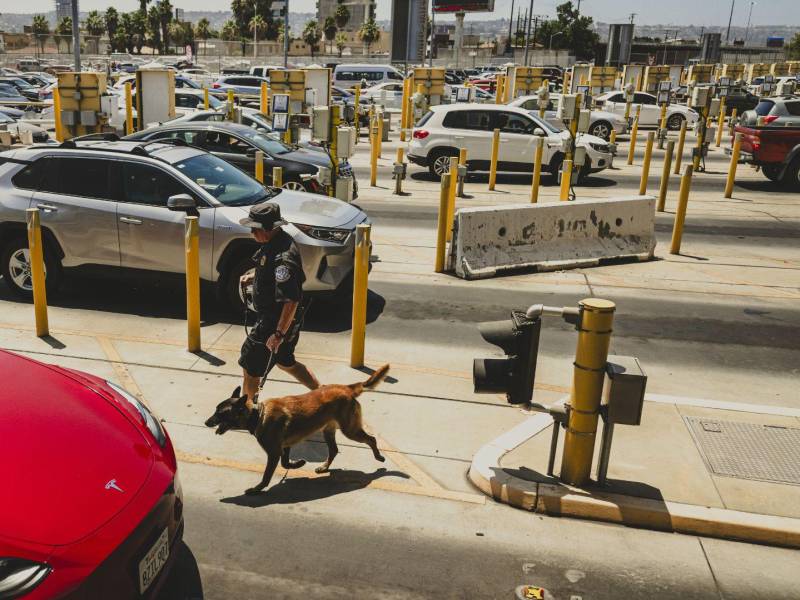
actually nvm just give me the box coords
[0,352,153,546]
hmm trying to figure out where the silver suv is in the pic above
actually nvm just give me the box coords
[740,95,800,128]
[0,139,367,311]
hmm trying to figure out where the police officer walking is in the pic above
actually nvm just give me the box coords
[238,203,320,402]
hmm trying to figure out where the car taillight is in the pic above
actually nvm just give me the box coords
[753,141,760,150]
[413,130,429,139]
[212,83,221,88]
[763,115,778,124]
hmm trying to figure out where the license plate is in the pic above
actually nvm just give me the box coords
[138,528,169,594]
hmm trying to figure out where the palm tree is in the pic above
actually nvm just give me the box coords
[195,17,211,55]
[156,0,173,53]
[221,20,238,42]
[335,32,347,57]
[147,5,162,53]
[104,8,119,47]
[55,16,73,53]
[302,20,322,59]
[334,3,350,30]
[358,18,379,56]
[84,11,105,37]
[249,14,266,56]
[139,0,151,16]
[31,15,50,54]
[323,16,337,54]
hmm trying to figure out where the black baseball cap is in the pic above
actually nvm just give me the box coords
[239,202,287,230]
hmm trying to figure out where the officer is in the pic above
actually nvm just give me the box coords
[238,202,320,402]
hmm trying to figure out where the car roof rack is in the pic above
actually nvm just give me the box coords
[51,135,202,162]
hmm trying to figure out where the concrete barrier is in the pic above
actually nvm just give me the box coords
[450,196,656,280]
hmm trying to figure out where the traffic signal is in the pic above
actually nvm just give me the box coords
[473,310,541,405]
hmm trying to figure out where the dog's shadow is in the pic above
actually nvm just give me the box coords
[219,467,408,507]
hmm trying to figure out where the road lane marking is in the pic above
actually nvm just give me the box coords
[96,336,145,400]
[372,433,444,491]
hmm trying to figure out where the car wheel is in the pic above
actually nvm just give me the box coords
[428,150,456,178]
[762,164,782,182]
[589,120,612,140]
[1,234,62,299]
[667,113,685,131]
[282,180,306,192]
[220,254,255,316]
[781,157,800,192]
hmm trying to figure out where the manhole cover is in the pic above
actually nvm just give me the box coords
[684,417,800,486]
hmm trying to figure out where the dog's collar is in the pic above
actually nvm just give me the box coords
[246,404,261,435]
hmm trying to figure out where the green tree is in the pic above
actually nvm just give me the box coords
[335,31,347,57]
[55,16,73,53]
[104,8,119,48]
[169,20,193,49]
[128,11,147,54]
[334,3,350,29]
[536,2,599,60]
[323,16,337,54]
[147,5,162,52]
[195,17,211,54]
[358,18,379,56]
[249,14,266,40]
[231,0,280,42]
[139,0,151,16]
[31,15,50,53]
[119,12,136,53]
[156,0,174,52]
[788,32,800,60]
[302,20,322,59]
[221,19,238,41]
[84,11,105,37]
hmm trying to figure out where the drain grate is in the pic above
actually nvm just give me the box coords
[684,417,800,486]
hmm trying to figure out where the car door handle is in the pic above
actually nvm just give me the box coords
[454,135,465,139]
[36,203,58,212]
[119,217,142,225]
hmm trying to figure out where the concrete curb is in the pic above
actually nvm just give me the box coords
[468,414,800,550]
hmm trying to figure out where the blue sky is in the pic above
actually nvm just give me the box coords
[15,0,800,26]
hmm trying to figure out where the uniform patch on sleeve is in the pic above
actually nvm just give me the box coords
[275,265,291,282]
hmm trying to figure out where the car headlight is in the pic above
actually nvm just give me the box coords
[0,558,51,599]
[107,381,166,447]
[295,224,350,244]
[589,142,610,153]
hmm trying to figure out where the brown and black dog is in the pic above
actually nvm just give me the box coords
[205,364,390,494]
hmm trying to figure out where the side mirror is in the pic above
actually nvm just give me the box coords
[533,127,546,137]
[167,193,197,211]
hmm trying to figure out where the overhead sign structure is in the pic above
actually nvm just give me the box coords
[391,0,427,63]
[432,0,495,12]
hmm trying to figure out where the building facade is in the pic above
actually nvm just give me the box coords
[55,0,72,23]
[317,0,376,32]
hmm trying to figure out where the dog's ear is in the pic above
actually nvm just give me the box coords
[231,385,241,399]
[235,393,249,406]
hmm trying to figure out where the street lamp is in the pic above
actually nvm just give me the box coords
[744,1,755,45]
[549,31,563,50]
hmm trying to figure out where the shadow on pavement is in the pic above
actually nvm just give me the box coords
[157,541,204,600]
[219,467,409,507]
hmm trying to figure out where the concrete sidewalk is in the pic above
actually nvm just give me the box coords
[468,394,800,549]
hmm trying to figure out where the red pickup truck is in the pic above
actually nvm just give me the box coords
[732,125,800,191]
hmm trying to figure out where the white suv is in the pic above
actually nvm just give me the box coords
[408,104,613,181]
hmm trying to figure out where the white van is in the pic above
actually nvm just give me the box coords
[249,65,284,78]
[333,64,405,89]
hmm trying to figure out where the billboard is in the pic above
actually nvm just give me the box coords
[433,0,495,13]
[605,23,633,67]
[391,0,427,63]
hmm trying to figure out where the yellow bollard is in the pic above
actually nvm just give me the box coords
[488,128,500,190]
[729,107,737,137]
[627,106,641,165]
[693,113,707,171]
[435,173,451,273]
[673,119,687,175]
[349,223,371,368]
[724,132,742,199]
[399,79,409,142]
[559,298,616,486]
[495,75,504,104]
[670,165,694,255]
[446,156,458,241]
[609,129,617,145]
[260,81,268,114]
[659,103,668,130]
[376,113,383,159]
[457,147,468,198]
[184,216,201,352]
[227,89,235,121]
[125,82,134,135]
[656,140,675,212]
[254,150,264,183]
[272,166,283,188]
[639,131,655,195]
[715,98,726,147]
[530,136,544,203]
[354,86,361,142]
[559,159,573,201]
[394,147,404,195]
[203,87,210,110]
[25,208,49,337]
[53,87,64,142]
[369,115,379,187]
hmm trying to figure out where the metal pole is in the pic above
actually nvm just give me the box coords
[457,148,468,198]
[26,208,49,338]
[639,131,655,195]
[726,0,736,42]
[435,173,450,273]
[560,299,616,486]
[674,119,687,174]
[350,224,371,367]
[429,3,435,67]
[670,165,694,255]
[446,156,458,242]
[627,105,640,165]
[559,158,573,201]
[523,0,534,66]
[657,140,675,212]
[283,0,289,68]
[488,128,500,190]
[185,216,201,353]
[530,135,544,203]
[725,133,742,198]
[71,0,81,72]
[255,150,264,183]
[596,421,615,485]
[744,1,754,45]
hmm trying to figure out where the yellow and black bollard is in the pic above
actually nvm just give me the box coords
[724,132,742,199]
[670,165,694,255]
[254,150,264,183]
[184,216,201,352]
[728,107,738,138]
[369,114,379,187]
[627,106,641,165]
[559,159,573,201]
[350,223,371,368]
[227,89,235,121]
[203,87,210,110]
[560,298,616,486]
[673,119,687,175]
[639,131,655,195]
[272,166,283,188]
[656,140,675,212]
[53,87,64,142]
[25,208,49,337]
[435,173,451,273]
[530,136,544,203]
[125,82,134,135]
[488,128,500,190]
[715,97,726,147]
[260,81,268,114]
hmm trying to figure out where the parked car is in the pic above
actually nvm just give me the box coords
[332,64,405,89]
[211,75,270,97]
[508,94,628,140]
[0,77,40,101]
[0,139,368,311]
[0,111,50,143]
[0,348,183,599]
[123,122,334,194]
[18,72,56,88]
[731,123,800,190]
[249,65,284,78]
[739,95,800,128]
[595,90,699,129]
[0,84,30,106]
[359,82,405,109]
[407,103,613,181]
[15,58,42,71]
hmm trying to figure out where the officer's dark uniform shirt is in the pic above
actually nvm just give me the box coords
[251,229,304,327]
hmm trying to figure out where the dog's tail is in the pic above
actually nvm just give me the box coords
[349,364,390,396]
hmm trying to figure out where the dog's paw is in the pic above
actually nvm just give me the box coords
[315,465,329,474]
[290,459,307,469]
[376,455,386,462]
[245,486,263,495]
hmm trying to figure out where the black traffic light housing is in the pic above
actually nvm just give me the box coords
[473,310,541,405]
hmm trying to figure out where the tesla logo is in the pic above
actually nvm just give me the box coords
[105,479,124,493]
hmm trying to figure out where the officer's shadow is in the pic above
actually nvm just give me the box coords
[303,289,386,334]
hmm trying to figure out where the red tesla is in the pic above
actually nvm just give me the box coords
[0,349,183,599]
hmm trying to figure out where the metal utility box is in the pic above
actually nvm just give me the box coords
[602,355,647,426]
[312,106,331,142]
[336,126,356,159]
[135,68,175,127]
[56,72,110,139]
[411,68,446,105]
[335,176,354,202]
[556,94,577,121]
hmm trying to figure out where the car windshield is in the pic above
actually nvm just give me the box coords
[754,100,775,116]
[238,129,292,155]
[0,112,13,123]
[172,153,276,206]
[245,112,272,130]
[205,95,224,109]
[527,113,560,133]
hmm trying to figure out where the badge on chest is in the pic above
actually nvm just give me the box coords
[275,265,290,282]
